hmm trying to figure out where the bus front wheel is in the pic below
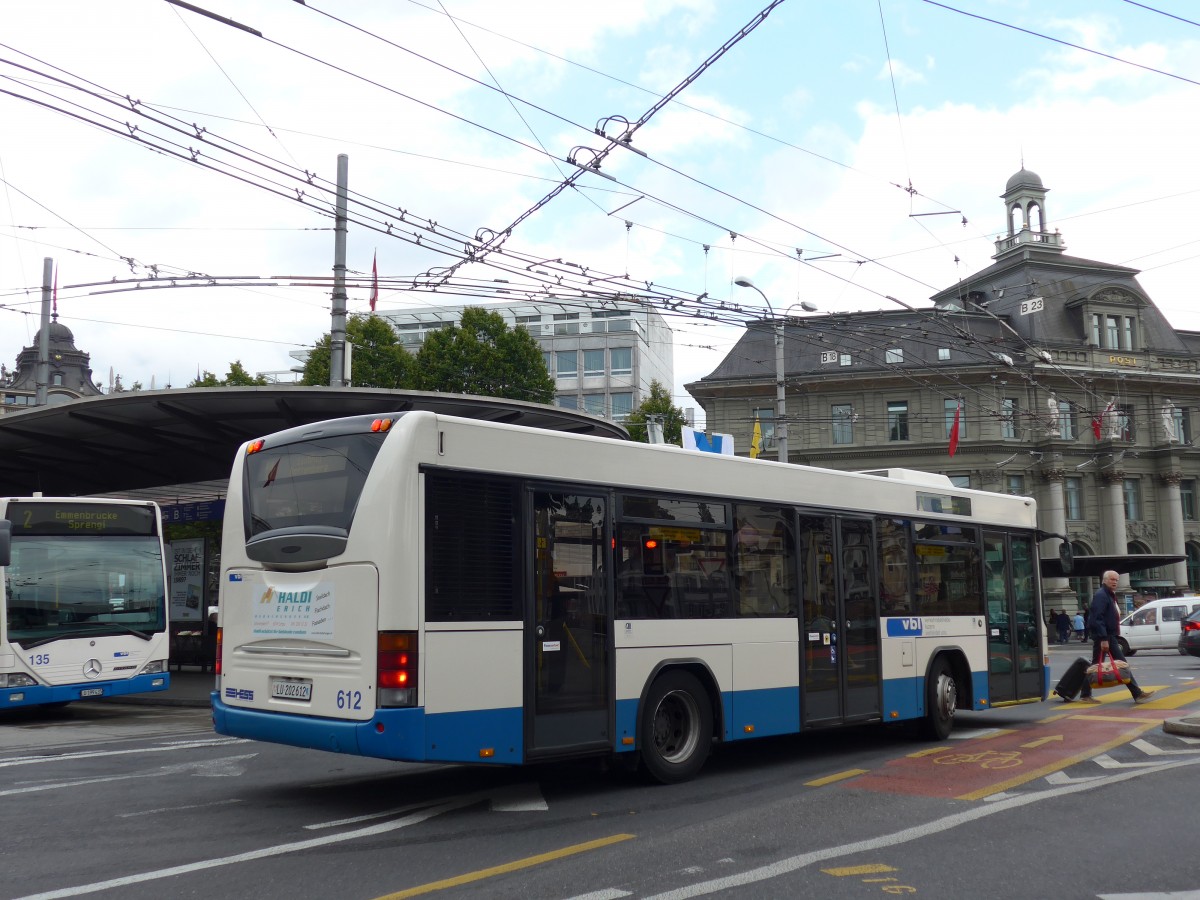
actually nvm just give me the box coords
[921,657,956,741]
[639,670,712,784]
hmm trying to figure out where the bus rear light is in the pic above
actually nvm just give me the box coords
[215,627,223,676]
[377,631,417,708]
[246,439,266,454]
[370,418,394,433]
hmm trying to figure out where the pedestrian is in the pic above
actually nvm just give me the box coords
[1056,609,1071,644]
[1072,610,1085,642]
[1074,570,1154,705]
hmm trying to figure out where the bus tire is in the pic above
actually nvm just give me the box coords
[921,656,956,741]
[639,670,712,784]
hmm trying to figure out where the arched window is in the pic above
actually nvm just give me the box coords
[1028,203,1043,232]
[1010,204,1024,234]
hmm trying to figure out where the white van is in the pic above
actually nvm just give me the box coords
[1118,597,1200,654]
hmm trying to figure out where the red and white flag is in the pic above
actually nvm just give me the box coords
[948,400,961,456]
[1092,399,1116,440]
[369,251,378,312]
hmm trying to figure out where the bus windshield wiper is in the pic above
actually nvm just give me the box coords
[71,622,154,641]
[14,623,155,648]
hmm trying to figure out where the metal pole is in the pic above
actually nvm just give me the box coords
[36,257,52,406]
[775,320,787,464]
[329,154,349,387]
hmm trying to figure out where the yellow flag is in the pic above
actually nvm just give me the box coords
[750,415,762,459]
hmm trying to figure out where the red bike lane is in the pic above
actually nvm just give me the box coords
[840,706,1171,801]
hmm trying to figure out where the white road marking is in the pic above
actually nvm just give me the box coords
[0,738,249,769]
[0,755,256,796]
[635,756,1200,899]
[118,799,244,818]
[1132,739,1200,756]
[1093,753,1167,769]
[1045,771,1104,786]
[304,782,547,830]
[12,797,477,900]
[561,890,632,900]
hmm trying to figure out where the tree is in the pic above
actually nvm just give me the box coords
[188,361,268,388]
[301,314,414,388]
[413,307,554,402]
[626,379,687,444]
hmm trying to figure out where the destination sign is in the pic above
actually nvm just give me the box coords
[8,501,157,536]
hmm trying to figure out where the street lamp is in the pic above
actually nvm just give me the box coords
[733,277,816,465]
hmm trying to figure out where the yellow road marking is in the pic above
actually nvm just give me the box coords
[1137,686,1200,709]
[1021,735,1063,749]
[805,769,868,787]
[374,833,635,899]
[955,721,1157,801]
[822,864,898,876]
[973,728,1017,741]
[907,747,944,758]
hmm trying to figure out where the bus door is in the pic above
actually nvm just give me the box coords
[799,515,881,727]
[527,488,612,758]
[984,531,1043,703]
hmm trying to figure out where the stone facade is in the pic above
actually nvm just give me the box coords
[686,169,1200,603]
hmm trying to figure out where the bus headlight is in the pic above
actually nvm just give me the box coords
[143,660,168,674]
[0,673,36,688]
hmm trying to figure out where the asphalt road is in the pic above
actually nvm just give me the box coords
[2,649,1198,900]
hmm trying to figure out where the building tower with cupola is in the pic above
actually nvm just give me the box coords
[1,316,103,412]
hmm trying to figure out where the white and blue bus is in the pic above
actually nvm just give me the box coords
[0,497,170,708]
[212,412,1047,782]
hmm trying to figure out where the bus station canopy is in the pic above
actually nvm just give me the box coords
[1040,553,1186,580]
[0,387,628,503]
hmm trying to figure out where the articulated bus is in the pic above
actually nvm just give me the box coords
[0,497,170,708]
[212,412,1047,782]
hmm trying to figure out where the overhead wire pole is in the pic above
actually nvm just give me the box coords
[330,153,348,387]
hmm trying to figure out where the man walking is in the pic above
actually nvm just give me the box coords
[1075,570,1154,705]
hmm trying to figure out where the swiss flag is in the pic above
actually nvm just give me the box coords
[948,401,961,456]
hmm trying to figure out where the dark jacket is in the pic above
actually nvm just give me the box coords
[1089,586,1121,639]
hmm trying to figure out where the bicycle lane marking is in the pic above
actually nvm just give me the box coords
[838,711,1164,800]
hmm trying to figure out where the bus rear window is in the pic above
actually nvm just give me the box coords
[243,432,386,537]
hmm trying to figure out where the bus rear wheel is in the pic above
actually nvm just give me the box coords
[921,657,956,741]
[639,670,712,784]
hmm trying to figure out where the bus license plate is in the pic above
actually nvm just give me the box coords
[79,688,104,697]
[270,679,312,701]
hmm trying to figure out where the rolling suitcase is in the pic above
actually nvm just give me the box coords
[1054,656,1090,701]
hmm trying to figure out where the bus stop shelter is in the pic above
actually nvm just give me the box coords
[0,386,628,502]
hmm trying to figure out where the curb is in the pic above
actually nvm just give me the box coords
[1163,716,1200,738]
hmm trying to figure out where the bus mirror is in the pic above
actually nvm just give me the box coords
[0,520,10,567]
[1058,542,1073,576]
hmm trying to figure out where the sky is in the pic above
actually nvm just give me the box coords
[3,0,1200,423]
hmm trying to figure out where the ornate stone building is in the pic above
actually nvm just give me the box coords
[686,169,1200,606]
[1,316,103,411]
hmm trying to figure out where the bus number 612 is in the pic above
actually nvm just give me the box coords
[336,690,362,710]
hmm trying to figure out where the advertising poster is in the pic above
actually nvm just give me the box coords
[169,538,205,622]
